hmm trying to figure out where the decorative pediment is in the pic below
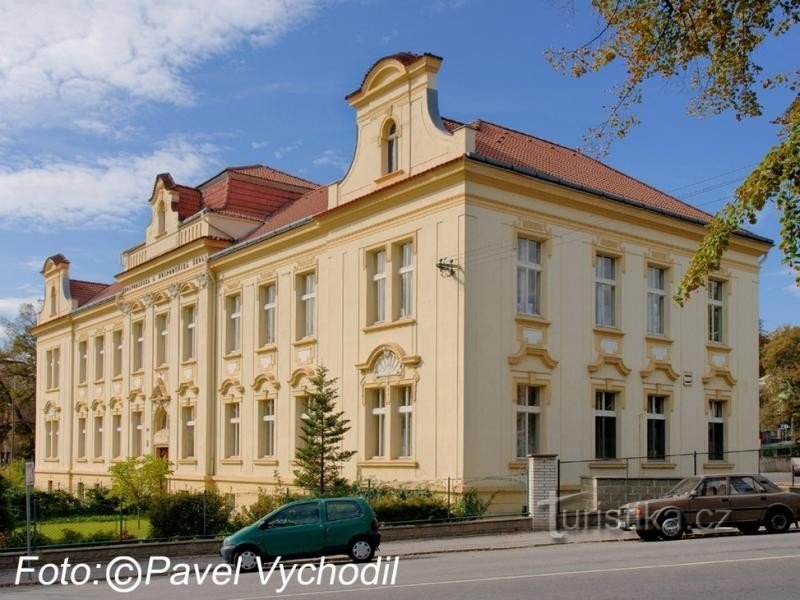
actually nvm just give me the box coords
[109,397,123,414]
[42,400,61,415]
[177,381,199,397]
[588,354,631,377]
[90,398,106,412]
[702,367,737,387]
[356,343,420,373]
[151,378,170,401]
[640,360,679,382]
[253,372,281,393]
[507,345,559,369]
[289,366,316,389]
[219,377,245,397]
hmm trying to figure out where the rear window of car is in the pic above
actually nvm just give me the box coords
[326,501,363,522]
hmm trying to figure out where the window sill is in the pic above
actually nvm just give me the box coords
[223,352,242,360]
[703,461,735,470]
[180,359,197,366]
[112,375,123,382]
[292,337,317,347]
[45,387,60,393]
[645,335,673,345]
[77,382,88,388]
[91,458,105,464]
[640,461,677,470]
[110,457,123,464]
[589,460,627,469]
[43,458,59,463]
[220,458,243,465]
[256,344,277,354]
[374,169,406,185]
[514,313,549,326]
[76,458,88,463]
[593,327,624,338]
[362,318,416,333]
[357,459,418,469]
[254,458,279,466]
[177,458,197,465]
[131,370,144,376]
[706,343,731,352]
[155,364,169,371]
[93,378,105,385]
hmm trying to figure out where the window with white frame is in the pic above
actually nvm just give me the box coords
[77,416,87,459]
[46,348,60,390]
[646,266,667,335]
[155,313,168,366]
[595,255,617,327]
[395,387,413,458]
[397,242,414,318]
[708,400,725,460]
[181,305,196,361]
[132,321,144,372]
[371,249,387,324]
[259,284,277,346]
[516,384,541,458]
[225,294,241,354]
[646,395,667,461]
[595,391,617,460]
[368,388,387,459]
[258,397,276,457]
[93,412,104,459]
[181,405,195,459]
[112,330,123,377]
[78,341,87,384]
[131,410,143,457]
[111,413,122,459]
[225,402,240,458]
[45,418,59,459]
[708,279,725,343]
[516,238,542,315]
[298,273,316,339]
[384,121,399,174]
[94,335,105,380]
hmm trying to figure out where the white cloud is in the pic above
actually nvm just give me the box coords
[0,138,218,230]
[251,140,271,150]
[0,297,40,320]
[274,139,303,159]
[313,149,348,171]
[0,0,322,128]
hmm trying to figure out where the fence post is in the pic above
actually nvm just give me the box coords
[527,454,558,531]
[693,451,698,475]
[202,490,207,536]
[447,477,452,518]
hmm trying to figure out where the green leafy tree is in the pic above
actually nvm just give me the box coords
[293,366,356,495]
[108,456,172,525]
[547,1,800,302]
[0,303,38,459]
[760,325,800,433]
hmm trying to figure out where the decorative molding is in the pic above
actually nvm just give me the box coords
[507,345,558,369]
[289,366,317,389]
[356,343,421,373]
[252,372,281,393]
[588,354,631,377]
[639,359,679,382]
[702,367,737,387]
[219,378,245,396]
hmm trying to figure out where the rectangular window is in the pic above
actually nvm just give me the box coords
[372,249,387,324]
[258,284,277,346]
[298,273,316,339]
[93,414,103,459]
[646,395,667,461]
[516,238,542,315]
[181,406,195,459]
[225,403,240,458]
[646,266,667,335]
[77,416,86,459]
[595,391,617,460]
[258,398,276,457]
[595,255,617,327]
[131,411,143,457]
[132,321,144,372]
[111,413,121,458]
[516,384,541,458]
[708,279,725,343]
[368,388,387,458]
[226,294,241,354]
[396,387,413,458]
[78,341,87,384]
[398,242,414,318]
[94,335,105,380]
[45,420,58,459]
[112,330,123,377]
[46,348,60,389]
[155,313,168,366]
[181,305,196,361]
[708,400,725,460]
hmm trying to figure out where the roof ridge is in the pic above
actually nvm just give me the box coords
[473,118,713,219]
[69,278,110,287]
[229,164,320,188]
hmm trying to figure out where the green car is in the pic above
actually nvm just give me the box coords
[220,497,381,570]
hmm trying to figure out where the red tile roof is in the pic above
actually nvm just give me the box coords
[241,186,329,242]
[69,280,113,307]
[444,118,712,223]
[228,165,319,189]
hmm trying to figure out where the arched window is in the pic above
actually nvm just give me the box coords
[49,285,56,316]
[384,121,399,174]
[156,202,166,236]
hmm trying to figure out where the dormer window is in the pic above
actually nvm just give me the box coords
[383,120,399,174]
[156,201,166,236]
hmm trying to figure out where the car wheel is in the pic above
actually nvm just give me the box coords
[737,523,760,535]
[233,546,262,572]
[348,537,376,563]
[764,508,792,534]
[658,510,685,541]
[636,529,660,542]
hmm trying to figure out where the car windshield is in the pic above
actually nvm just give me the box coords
[666,477,701,496]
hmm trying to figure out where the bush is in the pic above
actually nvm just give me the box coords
[32,490,83,519]
[370,493,449,524]
[57,528,85,545]
[0,475,14,534]
[149,491,233,538]
[84,487,118,515]
[451,488,495,519]
[2,528,54,549]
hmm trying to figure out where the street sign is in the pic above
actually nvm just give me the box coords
[24,461,34,486]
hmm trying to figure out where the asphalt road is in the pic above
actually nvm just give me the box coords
[4,531,800,600]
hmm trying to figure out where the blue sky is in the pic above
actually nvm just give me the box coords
[0,0,797,330]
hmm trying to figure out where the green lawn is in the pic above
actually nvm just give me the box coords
[19,516,151,543]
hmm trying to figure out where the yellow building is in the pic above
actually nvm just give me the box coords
[32,53,771,507]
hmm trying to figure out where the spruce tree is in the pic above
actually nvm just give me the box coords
[293,366,356,495]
